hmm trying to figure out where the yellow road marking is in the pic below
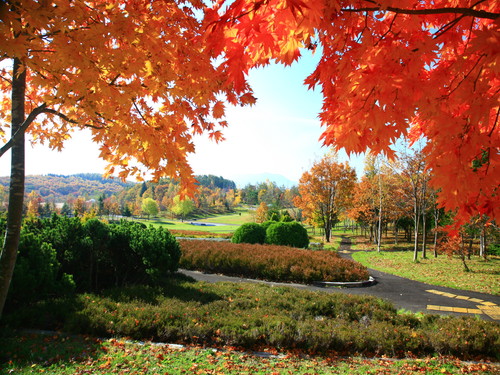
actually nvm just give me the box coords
[425,289,499,320]
[478,306,500,320]
[426,305,482,315]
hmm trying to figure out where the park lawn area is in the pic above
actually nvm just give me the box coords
[197,209,255,226]
[2,333,498,375]
[137,217,237,234]
[352,251,500,295]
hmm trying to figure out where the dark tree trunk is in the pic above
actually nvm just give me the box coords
[0,58,26,319]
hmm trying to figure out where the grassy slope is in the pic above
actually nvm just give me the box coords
[352,251,500,295]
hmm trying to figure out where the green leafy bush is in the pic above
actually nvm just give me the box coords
[9,231,75,306]
[260,220,276,232]
[231,222,266,244]
[488,243,500,256]
[266,221,309,248]
[4,216,180,308]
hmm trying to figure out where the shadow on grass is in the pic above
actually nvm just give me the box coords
[101,272,222,305]
[0,329,103,370]
[1,273,221,335]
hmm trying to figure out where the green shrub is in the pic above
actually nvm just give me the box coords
[6,216,180,304]
[260,220,276,232]
[108,220,181,285]
[266,221,309,248]
[8,231,75,308]
[488,243,500,256]
[231,223,266,244]
[268,210,280,222]
[281,210,293,222]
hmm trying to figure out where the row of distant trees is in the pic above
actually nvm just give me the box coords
[294,149,499,263]
[16,175,300,221]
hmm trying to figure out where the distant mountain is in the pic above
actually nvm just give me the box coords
[0,173,132,201]
[231,173,297,188]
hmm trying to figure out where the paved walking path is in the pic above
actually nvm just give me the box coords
[179,237,500,322]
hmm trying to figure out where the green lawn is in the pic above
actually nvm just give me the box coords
[352,251,500,295]
[197,208,255,225]
[2,333,498,374]
[135,217,238,234]
[134,208,255,234]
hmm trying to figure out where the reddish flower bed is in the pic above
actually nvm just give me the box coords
[179,240,369,283]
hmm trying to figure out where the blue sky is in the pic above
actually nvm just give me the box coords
[0,50,365,185]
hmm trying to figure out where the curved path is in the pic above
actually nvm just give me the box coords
[179,237,500,322]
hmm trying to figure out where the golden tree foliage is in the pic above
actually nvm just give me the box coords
[205,0,500,225]
[0,0,255,190]
[294,156,356,242]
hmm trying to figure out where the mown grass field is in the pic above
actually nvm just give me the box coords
[352,251,500,295]
[137,217,237,234]
[2,333,498,374]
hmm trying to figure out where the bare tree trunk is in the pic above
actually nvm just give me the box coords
[0,58,26,319]
[480,227,487,260]
[460,233,470,272]
[433,206,440,258]
[377,173,383,252]
[413,211,420,262]
[421,212,427,259]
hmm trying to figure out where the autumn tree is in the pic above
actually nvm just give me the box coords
[391,147,432,261]
[255,201,269,223]
[171,195,194,221]
[142,197,159,218]
[26,190,42,217]
[205,0,500,227]
[294,155,356,242]
[0,0,256,317]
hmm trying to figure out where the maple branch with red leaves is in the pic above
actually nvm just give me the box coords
[342,2,499,20]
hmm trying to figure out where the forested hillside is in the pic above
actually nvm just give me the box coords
[0,174,131,202]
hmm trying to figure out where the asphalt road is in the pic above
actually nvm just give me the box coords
[178,237,500,322]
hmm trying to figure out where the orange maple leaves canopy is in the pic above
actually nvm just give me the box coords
[0,0,255,193]
[206,0,499,224]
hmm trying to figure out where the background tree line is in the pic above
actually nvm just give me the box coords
[294,151,499,263]
[1,174,300,221]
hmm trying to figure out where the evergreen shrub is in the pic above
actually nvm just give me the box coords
[4,215,180,309]
[266,221,309,248]
[231,222,266,244]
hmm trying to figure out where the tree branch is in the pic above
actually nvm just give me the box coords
[43,108,105,129]
[0,103,47,158]
[341,6,499,20]
[0,105,105,159]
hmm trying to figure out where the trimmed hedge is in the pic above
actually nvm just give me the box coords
[231,222,266,244]
[232,220,310,248]
[179,240,369,283]
[266,221,309,248]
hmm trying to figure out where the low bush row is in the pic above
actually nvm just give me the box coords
[179,240,369,283]
[7,277,499,360]
[232,221,309,248]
